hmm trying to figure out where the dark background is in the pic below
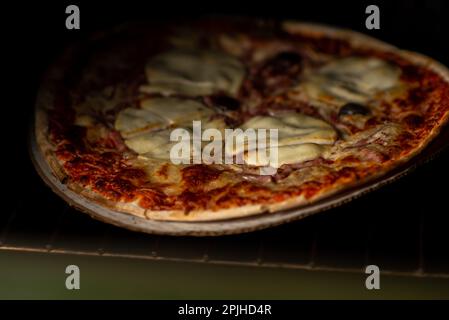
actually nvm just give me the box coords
[1,0,448,298]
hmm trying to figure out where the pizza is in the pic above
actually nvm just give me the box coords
[35,18,449,222]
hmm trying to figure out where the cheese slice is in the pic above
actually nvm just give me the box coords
[125,129,200,162]
[302,57,401,104]
[233,112,336,169]
[229,112,336,155]
[140,97,213,124]
[245,143,326,168]
[114,108,167,138]
[124,130,171,155]
[74,114,96,127]
[241,113,336,146]
[117,104,336,169]
[143,49,245,97]
[115,97,219,162]
[115,97,214,138]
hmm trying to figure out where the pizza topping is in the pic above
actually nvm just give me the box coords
[106,130,128,152]
[218,33,252,58]
[124,130,173,156]
[115,97,213,137]
[234,112,337,169]
[114,97,216,161]
[127,129,197,162]
[338,102,371,116]
[240,112,337,147]
[259,51,302,76]
[253,51,303,95]
[140,97,214,124]
[323,123,403,163]
[302,57,401,105]
[114,107,168,138]
[142,49,246,97]
[244,143,327,168]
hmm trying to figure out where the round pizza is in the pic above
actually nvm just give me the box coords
[34,18,449,223]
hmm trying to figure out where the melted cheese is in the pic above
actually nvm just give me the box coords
[229,112,336,154]
[241,113,336,147]
[302,57,401,104]
[114,108,167,138]
[125,130,172,155]
[233,112,337,169]
[125,129,199,162]
[117,104,336,169]
[245,143,326,168]
[142,49,245,97]
[141,97,213,124]
[115,97,213,138]
[115,97,219,162]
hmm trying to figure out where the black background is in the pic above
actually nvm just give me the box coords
[2,0,449,274]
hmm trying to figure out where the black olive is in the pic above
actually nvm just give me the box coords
[208,95,241,111]
[339,103,370,116]
[274,51,302,64]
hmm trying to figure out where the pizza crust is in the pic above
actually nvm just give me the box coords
[34,20,449,224]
